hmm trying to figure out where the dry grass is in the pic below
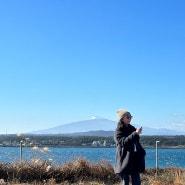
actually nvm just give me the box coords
[0,159,120,185]
[141,168,185,185]
[0,158,184,185]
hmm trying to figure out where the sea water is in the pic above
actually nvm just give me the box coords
[0,147,184,168]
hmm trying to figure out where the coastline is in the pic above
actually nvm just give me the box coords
[0,145,185,148]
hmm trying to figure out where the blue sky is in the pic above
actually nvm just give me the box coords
[0,0,185,134]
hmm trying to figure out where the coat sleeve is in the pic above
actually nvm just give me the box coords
[114,127,139,149]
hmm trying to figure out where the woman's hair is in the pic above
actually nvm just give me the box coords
[117,118,125,129]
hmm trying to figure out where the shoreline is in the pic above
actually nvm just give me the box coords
[0,145,185,148]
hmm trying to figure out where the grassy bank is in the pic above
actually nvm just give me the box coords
[0,158,184,185]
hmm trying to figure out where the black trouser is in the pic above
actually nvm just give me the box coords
[120,172,141,185]
[120,152,141,185]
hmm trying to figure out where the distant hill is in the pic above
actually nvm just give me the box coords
[30,117,185,136]
[31,117,117,134]
[59,130,114,137]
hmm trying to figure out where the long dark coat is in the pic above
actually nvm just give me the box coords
[114,123,146,174]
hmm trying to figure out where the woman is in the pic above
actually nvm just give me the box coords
[114,109,146,185]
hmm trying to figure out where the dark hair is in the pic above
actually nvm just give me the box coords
[117,119,126,129]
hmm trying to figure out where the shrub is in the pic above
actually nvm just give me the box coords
[0,159,184,184]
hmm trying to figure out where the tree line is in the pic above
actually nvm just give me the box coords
[0,134,185,148]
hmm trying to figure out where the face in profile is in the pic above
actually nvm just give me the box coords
[122,112,132,125]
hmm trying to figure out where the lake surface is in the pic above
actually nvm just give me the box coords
[0,147,184,168]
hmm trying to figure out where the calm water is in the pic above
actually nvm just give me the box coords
[0,147,184,168]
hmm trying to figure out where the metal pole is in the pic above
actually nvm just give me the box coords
[20,140,23,162]
[156,141,160,174]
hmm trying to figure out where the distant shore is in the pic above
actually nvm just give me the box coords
[0,145,185,149]
[1,135,185,148]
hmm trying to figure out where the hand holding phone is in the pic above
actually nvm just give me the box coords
[136,127,142,134]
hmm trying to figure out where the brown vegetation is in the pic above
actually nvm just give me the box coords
[0,158,184,185]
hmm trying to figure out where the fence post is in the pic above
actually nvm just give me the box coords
[20,140,23,162]
[156,140,160,174]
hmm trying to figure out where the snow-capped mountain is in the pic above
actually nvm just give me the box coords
[32,117,117,134]
[30,117,185,136]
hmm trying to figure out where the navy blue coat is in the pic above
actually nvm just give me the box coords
[114,124,146,174]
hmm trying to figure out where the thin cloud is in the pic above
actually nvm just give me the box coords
[166,120,185,132]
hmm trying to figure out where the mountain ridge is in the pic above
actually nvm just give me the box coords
[29,117,185,136]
